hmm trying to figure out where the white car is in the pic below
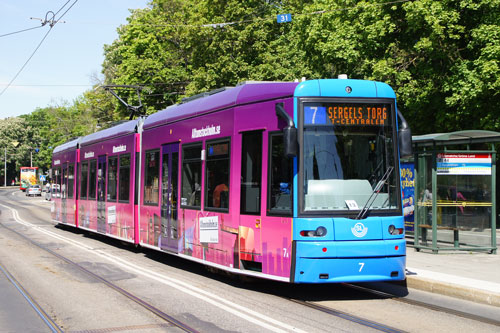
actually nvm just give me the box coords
[26,184,42,197]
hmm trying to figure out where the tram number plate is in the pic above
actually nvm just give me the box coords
[358,262,365,272]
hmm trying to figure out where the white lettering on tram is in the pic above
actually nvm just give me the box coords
[191,125,221,138]
[112,145,127,153]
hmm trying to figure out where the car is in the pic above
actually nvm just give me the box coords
[26,184,42,197]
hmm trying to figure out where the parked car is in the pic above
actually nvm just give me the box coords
[26,184,42,197]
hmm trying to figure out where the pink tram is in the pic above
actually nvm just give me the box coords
[51,79,412,283]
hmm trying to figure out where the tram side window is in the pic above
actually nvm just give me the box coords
[88,160,97,200]
[144,150,160,205]
[80,162,88,200]
[241,132,262,215]
[68,164,74,198]
[119,154,130,203]
[205,139,230,211]
[107,156,118,202]
[268,133,293,215]
[62,167,67,199]
[52,168,60,198]
[181,144,202,208]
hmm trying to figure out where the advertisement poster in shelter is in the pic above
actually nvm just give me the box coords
[400,163,415,232]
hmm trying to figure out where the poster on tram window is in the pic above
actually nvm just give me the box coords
[437,153,492,175]
[400,163,415,232]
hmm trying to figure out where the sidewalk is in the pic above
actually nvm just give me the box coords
[404,238,500,307]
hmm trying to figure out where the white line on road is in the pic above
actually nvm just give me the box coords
[0,203,306,333]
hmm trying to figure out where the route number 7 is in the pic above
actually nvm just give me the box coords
[358,262,365,272]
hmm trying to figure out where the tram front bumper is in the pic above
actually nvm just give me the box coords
[293,239,406,283]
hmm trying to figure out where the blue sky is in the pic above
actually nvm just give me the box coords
[0,0,149,119]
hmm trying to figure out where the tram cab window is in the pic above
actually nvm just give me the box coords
[80,162,88,200]
[268,133,293,216]
[119,154,131,203]
[144,150,160,206]
[205,139,230,211]
[181,144,202,208]
[107,156,118,202]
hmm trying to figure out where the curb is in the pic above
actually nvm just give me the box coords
[406,275,500,307]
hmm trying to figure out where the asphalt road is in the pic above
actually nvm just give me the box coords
[0,187,499,332]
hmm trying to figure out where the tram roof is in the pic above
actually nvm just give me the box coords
[80,119,141,147]
[53,137,80,154]
[143,81,298,130]
[413,130,500,146]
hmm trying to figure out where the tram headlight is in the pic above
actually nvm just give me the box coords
[388,224,404,235]
[300,226,328,237]
[315,226,327,237]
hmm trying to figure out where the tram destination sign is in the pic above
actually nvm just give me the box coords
[437,153,491,175]
[304,104,388,126]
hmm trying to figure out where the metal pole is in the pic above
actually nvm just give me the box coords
[4,148,6,188]
[30,150,32,167]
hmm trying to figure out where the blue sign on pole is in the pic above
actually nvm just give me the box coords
[39,175,46,182]
[277,14,292,23]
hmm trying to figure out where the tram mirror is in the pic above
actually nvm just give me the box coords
[284,126,298,158]
[397,109,412,159]
[398,126,412,159]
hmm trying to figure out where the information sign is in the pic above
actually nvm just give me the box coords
[437,153,491,175]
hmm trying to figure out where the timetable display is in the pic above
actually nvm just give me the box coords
[304,103,390,126]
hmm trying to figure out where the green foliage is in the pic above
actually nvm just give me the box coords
[4,0,499,166]
[100,0,499,135]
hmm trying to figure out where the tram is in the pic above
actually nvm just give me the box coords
[51,78,412,283]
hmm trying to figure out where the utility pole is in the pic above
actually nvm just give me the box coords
[4,148,6,188]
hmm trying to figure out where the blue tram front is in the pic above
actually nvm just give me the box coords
[291,79,410,283]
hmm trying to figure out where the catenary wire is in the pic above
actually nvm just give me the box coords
[0,25,44,38]
[0,27,54,98]
[0,1,79,98]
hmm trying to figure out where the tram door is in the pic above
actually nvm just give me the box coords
[161,143,180,252]
[61,163,68,223]
[97,155,107,234]
[239,131,263,269]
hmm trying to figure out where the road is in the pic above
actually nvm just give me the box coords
[0,187,499,332]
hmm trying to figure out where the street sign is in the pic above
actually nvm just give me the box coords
[40,175,46,182]
[277,14,292,23]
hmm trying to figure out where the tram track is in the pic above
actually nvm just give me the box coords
[342,283,500,328]
[3,189,498,332]
[0,260,63,333]
[286,298,406,333]
[0,220,199,333]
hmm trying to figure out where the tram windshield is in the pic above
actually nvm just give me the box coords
[301,101,400,213]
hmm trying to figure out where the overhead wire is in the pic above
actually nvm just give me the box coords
[0,27,53,98]
[0,0,79,98]
[0,25,44,38]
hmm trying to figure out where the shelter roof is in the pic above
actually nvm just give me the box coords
[412,130,500,147]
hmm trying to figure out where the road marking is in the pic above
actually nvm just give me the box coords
[0,203,306,333]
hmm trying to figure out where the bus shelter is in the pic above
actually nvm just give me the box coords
[412,130,498,254]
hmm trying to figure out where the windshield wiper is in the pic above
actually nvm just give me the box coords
[356,166,394,220]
